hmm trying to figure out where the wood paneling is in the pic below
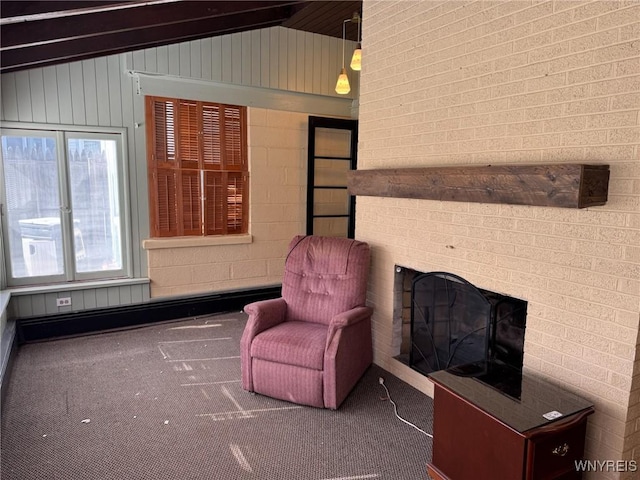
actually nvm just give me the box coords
[15,71,32,122]
[1,25,354,314]
[43,66,60,124]
[28,69,46,122]
[9,282,151,318]
[1,74,18,120]
[123,26,356,97]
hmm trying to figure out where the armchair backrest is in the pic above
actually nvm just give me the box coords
[282,235,370,325]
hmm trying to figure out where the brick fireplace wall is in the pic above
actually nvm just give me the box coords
[356,1,639,477]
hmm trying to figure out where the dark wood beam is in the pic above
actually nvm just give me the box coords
[0,1,118,18]
[347,164,610,209]
[1,3,301,72]
[1,1,303,47]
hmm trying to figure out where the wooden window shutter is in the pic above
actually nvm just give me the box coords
[204,171,225,235]
[226,171,248,234]
[147,96,248,238]
[180,170,202,235]
[202,104,222,170]
[203,171,248,235]
[178,99,200,170]
[223,105,245,170]
[153,168,179,237]
[147,97,178,237]
[147,97,177,168]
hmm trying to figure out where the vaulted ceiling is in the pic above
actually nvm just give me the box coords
[0,0,362,73]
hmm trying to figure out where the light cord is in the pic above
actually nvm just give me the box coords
[342,19,349,68]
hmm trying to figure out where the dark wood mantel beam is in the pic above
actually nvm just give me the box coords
[347,164,610,209]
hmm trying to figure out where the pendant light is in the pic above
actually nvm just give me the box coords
[335,19,351,95]
[350,13,362,71]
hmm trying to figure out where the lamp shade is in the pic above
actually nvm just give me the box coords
[335,68,351,94]
[350,45,362,71]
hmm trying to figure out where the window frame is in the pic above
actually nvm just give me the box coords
[145,96,249,238]
[0,122,132,287]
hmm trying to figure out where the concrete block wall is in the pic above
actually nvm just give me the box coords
[357,0,639,477]
[146,108,308,297]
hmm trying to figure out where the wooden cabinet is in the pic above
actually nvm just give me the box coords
[427,367,594,480]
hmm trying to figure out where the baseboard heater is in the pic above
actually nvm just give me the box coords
[17,285,281,343]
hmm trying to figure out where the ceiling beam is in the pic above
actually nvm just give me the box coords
[0,0,362,73]
[2,1,303,47]
[0,1,121,18]
[1,2,306,72]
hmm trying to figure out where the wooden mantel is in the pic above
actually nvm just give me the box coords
[346,164,610,209]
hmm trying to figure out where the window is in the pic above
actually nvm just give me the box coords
[0,127,129,286]
[145,96,248,238]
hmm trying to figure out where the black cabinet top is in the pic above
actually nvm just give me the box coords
[429,362,594,433]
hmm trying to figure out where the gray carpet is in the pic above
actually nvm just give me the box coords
[1,311,434,479]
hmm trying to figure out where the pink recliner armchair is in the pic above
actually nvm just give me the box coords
[240,235,373,409]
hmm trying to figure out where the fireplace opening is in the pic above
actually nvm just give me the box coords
[393,266,527,398]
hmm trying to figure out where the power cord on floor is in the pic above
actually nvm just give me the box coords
[378,377,433,439]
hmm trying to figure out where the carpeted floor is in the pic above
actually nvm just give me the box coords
[1,311,434,480]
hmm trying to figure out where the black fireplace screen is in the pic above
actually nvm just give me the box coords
[410,272,492,376]
[408,270,528,399]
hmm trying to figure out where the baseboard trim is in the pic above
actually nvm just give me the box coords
[17,285,281,343]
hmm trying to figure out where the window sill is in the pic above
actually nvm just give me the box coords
[142,234,253,250]
[6,278,150,296]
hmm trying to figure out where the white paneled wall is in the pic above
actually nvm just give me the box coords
[1,27,357,124]
[1,26,358,315]
[126,27,357,96]
[9,282,151,318]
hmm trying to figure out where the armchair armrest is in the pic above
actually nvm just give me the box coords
[326,305,374,351]
[243,298,287,335]
[324,305,374,409]
[330,306,374,329]
[240,297,287,392]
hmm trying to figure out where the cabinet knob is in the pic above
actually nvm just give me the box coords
[552,443,570,457]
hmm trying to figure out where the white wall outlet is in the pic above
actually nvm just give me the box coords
[56,297,72,307]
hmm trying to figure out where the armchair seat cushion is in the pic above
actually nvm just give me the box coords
[250,321,327,370]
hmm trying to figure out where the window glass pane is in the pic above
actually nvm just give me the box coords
[67,137,122,273]
[313,217,348,237]
[1,134,63,278]
[313,188,349,216]
[314,127,351,158]
[314,158,349,187]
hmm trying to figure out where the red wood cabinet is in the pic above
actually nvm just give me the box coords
[427,368,594,480]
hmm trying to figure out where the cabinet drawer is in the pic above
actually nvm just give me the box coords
[528,420,588,479]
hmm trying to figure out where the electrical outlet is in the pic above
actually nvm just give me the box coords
[56,297,72,307]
